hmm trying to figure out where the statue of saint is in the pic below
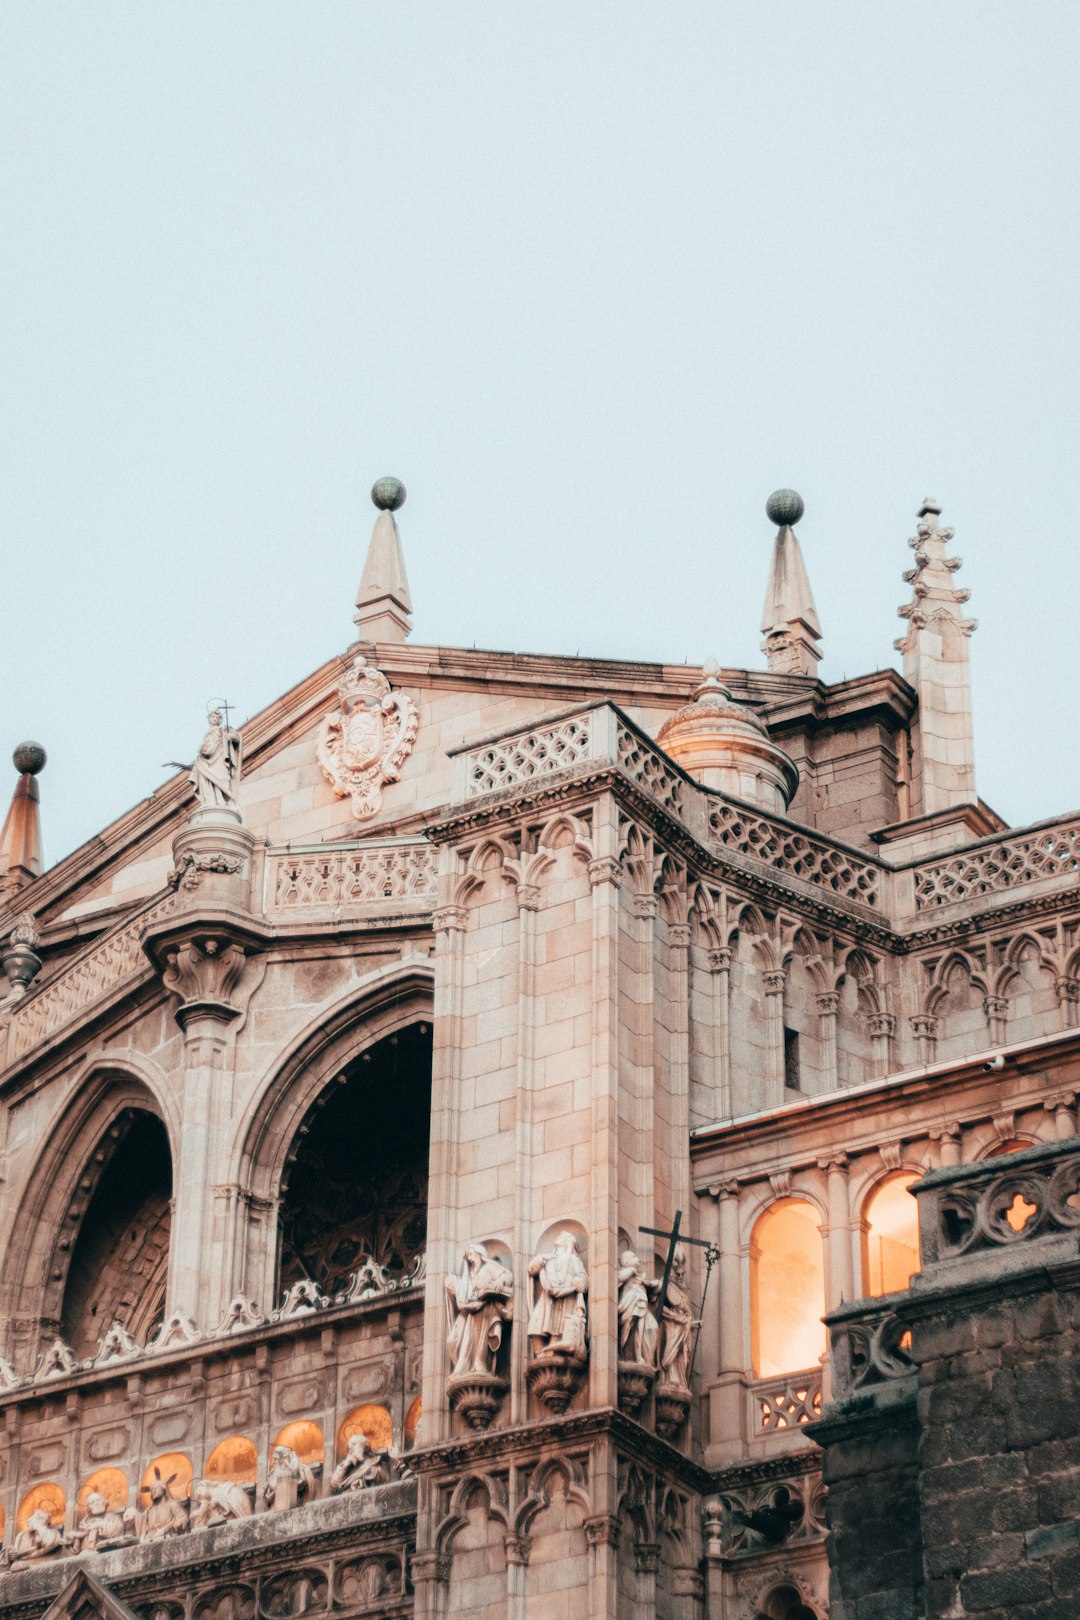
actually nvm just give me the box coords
[617,1249,659,1366]
[263,1445,314,1513]
[527,1232,589,1358]
[445,1244,514,1380]
[190,1478,253,1529]
[5,1508,67,1567]
[659,1250,698,1392]
[330,1432,384,1493]
[130,1470,189,1540]
[190,709,242,811]
[72,1490,130,1552]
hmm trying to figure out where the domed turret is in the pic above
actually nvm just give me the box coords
[657,661,798,813]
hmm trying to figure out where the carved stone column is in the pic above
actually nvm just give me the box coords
[1045,1094,1077,1140]
[910,1013,938,1066]
[421,893,468,1446]
[869,1011,895,1078]
[512,880,539,1426]
[933,1122,962,1167]
[707,947,732,1119]
[984,994,1008,1046]
[504,1533,530,1620]
[1055,977,1079,1027]
[633,888,658,1230]
[816,990,840,1090]
[821,1154,853,1306]
[763,968,787,1107]
[705,1178,744,1464]
[587,812,622,1412]
[665,920,692,1214]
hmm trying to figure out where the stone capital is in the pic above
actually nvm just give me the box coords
[432,905,468,933]
[762,969,786,996]
[516,884,542,913]
[587,856,621,889]
[503,1533,530,1567]
[666,922,691,949]
[410,1550,451,1585]
[816,991,840,1016]
[706,946,732,974]
[584,1513,620,1549]
[632,892,659,921]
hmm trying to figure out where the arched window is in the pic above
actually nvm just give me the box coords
[140,1454,192,1503]
[277,1023,431,1297]
[272,1421,324,1469]
[404,1395,422,1450]
[753,1583,819,1620]
[77,1469,129,1516]
[16,1483,65,1532]
[864,1174,920,1296]
[337,1405,392,1455]
[60,1110,172,1356]
[750,1200,826,1377]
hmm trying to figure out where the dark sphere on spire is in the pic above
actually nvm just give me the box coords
[766,489,804,528]
[371,477,406,512]
[13,742,46,776]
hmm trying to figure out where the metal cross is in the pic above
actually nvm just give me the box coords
[639,1209,714,1318]
[215,698,235,731]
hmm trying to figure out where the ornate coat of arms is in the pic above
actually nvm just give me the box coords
[317,657,419,820]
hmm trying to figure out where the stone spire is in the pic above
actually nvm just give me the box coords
[354,477,412,644]
[760,489,822,677]
[895,498,977,816]
[0,743,46,900]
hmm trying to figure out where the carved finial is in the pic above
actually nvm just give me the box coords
[355,477,412,643]
[760,492,821,677]
[0,743,46,898]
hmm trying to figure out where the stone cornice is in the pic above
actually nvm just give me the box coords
[408,1405,711,1493]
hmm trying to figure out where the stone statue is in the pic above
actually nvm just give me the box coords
[658,1250,698,1393]
[445,1244,514,1379]
[190,710,242,811]
[527,1231,589,1358]
[5,1509,67,1567]
[617,1249,659,1366]
[263,1445,314,1513]
[130,1470,189,1540]
[330,1432,384,1493]
[72,1490,131,1552]
[190,1478,253,1529]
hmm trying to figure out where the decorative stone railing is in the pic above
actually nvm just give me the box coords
[452,706,609,799]
[707,800,881,909]
[827,1299,916,1400]
[4,894,176,1066]
[913,1135,1080,1265]
[267,838,437,912]
[910,813,1080,911]
[750,1369,823,1434]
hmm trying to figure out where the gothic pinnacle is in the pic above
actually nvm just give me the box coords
[354,477,412,644]
[0,743,46,899]
[760,489,821,678]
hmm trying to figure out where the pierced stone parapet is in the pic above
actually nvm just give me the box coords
[268,839,437,911]
[708,800,880,908]
[829,1302,916,1399]
[751,1370,823,1434]
[913,1135,1080,1265]
[912,814,1080,910]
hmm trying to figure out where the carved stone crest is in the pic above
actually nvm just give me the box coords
[317,657,418,820]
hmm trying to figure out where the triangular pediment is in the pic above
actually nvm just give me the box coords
[40,1570,142,1620]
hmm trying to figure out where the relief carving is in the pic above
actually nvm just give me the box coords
[317,656,419,821]
[264,1445,314,1513]
[191,1479,253,1529]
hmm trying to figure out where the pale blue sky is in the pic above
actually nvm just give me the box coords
[2,3,1079,866]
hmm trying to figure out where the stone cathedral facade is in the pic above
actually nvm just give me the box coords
[0,482,1078,1620]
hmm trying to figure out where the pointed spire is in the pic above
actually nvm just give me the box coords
[760,489,821,677]
[895,498,978,816]
[354,477,412,644]
[0,743,46,899]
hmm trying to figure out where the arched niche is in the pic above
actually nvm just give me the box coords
[77,1469,129,1515]
[750,1199,826,1378]
[16,1483,65,1532]
[753,1582,820,1620]
[205,1436,258,1485]
[863,1174,920,1296]
[272,1421,324,1468]
[277,1021,432,1298]
[1004,941,1059,1040]
[783,949,826,1094]
[338,1404,392,1455]
[404,1395,422,1450]
[933,958,988,1061]
[0,1069,174,1368]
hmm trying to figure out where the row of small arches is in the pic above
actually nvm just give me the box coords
[5,1399,421,1538]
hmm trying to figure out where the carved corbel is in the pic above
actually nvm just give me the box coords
[160,935,262,1029]
[584,1514,620,1549]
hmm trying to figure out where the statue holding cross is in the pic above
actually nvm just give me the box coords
[640,1209,719,1394]
[189,701,242,812]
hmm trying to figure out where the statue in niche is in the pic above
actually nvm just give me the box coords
[72,1490,132,1552]
[264,1445,315,1513]
[617,1249,659,1366]
[330,1432,384,1493]
[445,1243,514,1379]
[130,1469,190,1540]
[4,1509,67,1567]
[658,1249,698,1393]
[190,1478,254,1529]
[527,1231,589,1360]
[189,708,242,812]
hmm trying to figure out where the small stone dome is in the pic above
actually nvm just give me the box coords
[656,661,798,813]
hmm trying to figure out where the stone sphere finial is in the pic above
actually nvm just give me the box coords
[371,477,406,512]
[765,489,804,528]
[12,742,46,776]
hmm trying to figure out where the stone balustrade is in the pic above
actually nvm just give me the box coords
[909,812,1080,912]
[911,1133,1080,1266]
[750,1368,823,1436]
[266,838,437,912]
[826,1298,916,1400]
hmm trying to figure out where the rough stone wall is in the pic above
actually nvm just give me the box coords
[814,1397,922,1620]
